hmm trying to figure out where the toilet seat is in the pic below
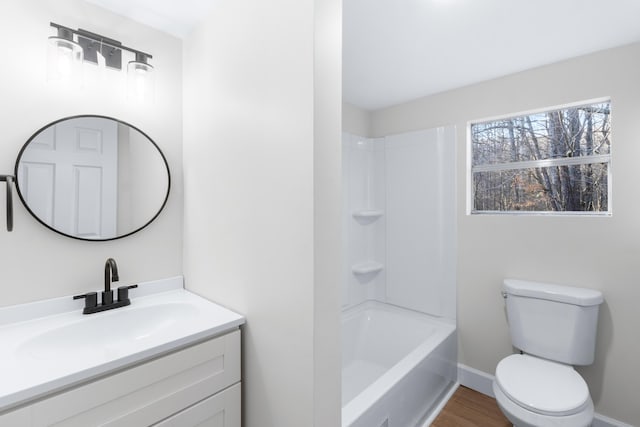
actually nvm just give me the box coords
[495,354,590,416]
[493,380,594,427]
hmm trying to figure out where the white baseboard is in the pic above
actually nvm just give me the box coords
[457,363,633,427]
[457,363,495,397]
[591,413,635,427]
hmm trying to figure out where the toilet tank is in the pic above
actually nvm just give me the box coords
[503,279,603,365]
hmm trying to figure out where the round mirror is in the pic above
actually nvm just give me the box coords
[14,115,170,241]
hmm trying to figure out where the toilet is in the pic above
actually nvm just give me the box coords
[493,279,603,427]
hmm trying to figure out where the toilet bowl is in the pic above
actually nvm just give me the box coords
[492,354,594,427]
[495,279,603,427]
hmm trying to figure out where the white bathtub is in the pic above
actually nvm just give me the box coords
[342,301,457,427]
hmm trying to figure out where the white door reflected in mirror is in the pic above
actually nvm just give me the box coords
[15,116,170,241]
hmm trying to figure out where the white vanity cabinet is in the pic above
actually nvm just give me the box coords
[0,329,241,427]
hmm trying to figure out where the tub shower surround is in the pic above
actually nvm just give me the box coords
[342,127,457,427]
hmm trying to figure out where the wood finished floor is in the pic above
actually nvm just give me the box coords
[431,386,511,427]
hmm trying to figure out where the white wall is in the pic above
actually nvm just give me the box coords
[371,43,640,425]
[0,0,183,306]
[343,102,372,137]
[182,0,341,426]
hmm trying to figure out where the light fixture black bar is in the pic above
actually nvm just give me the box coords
[0,175,14,232]
[50,22,153,60]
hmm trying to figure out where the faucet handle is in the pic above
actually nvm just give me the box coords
[73,292,98,311]
[117,284,138,303]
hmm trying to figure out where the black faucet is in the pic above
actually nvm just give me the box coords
[103,258,119,305]
[73,258,138,314]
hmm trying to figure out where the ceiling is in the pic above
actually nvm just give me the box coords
[344,0,640,110]
[84,0,214,39]
[87,0,640,111]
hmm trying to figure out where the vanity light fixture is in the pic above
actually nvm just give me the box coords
[47,25,83,84]
[48,23,154,101]
[127,52,155,103]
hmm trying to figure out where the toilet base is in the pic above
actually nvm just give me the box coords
[492,380,594,427]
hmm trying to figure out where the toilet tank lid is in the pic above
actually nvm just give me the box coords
[503,279,603,306]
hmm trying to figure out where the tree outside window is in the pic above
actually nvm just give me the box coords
[470,100,611,214]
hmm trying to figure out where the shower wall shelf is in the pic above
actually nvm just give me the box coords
[352,210,384,226]
[352,210,384,220]
[352,261,384,275]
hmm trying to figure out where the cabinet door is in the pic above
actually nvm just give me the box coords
[27,330,240,427]
[154,383,240,427]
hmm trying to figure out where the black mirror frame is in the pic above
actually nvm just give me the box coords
[14,115,171,242]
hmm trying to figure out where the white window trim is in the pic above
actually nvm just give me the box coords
[468,96,610,127]
[471,153,611,173]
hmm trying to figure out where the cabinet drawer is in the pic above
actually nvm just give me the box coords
[0,406,29,427]
[1,329,240,427]
[154,383,240,427]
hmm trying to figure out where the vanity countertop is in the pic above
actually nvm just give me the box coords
[0,276,244,413]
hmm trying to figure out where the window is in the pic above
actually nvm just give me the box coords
[469,100,611,214]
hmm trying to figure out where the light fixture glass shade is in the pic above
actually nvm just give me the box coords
[127,58,155,104]
[47,36,83,85]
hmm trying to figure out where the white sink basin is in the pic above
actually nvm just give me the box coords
[18,303,199,361]
[0,277,244,412]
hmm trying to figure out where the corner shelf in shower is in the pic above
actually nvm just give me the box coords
[352,210,384,223]
[351,261,384,276]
